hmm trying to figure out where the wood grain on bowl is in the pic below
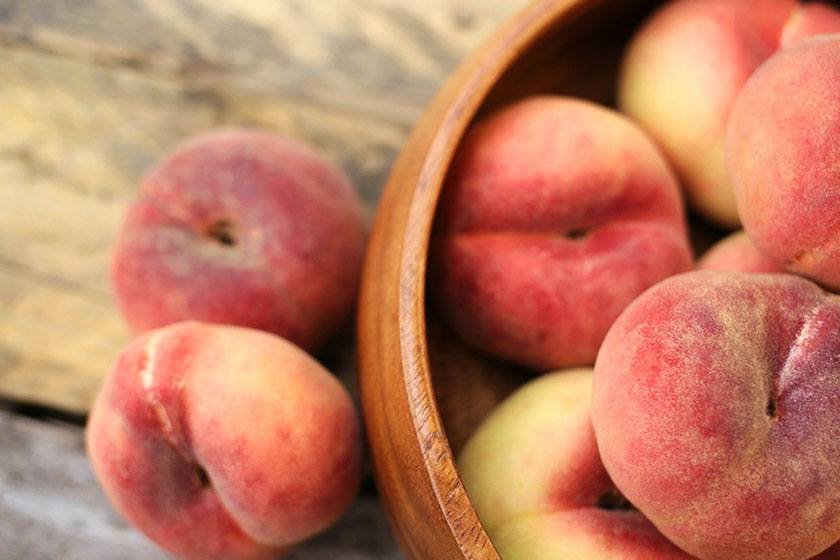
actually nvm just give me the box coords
[426,313,532,456]
[357,0,662,558]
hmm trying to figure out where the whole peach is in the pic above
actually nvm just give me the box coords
[619,0,840,227]
[697,231,785,274]
[727,36,840,291]
[459,369,693,559]
[86,321,362,560]
[112,129,366,351]
[430,96,692,370]
[592,271,840,560]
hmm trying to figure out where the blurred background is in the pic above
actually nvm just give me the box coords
[0,1,527,558]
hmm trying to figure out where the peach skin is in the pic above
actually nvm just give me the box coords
[592,271,840,560]
[86,321,362,560]
[430,96,692,371]
[459,369,694,559]
[112,129,366,351]
[619,0,840,227]
[697,231,786,274]
[727,36,840,292]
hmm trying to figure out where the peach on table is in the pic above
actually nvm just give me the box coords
[86,322,363,560]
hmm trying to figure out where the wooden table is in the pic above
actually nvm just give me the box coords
[0,0,527,557]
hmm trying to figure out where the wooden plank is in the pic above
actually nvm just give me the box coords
[0,157,125,295]
[0,409,402,559]
[0,266,127,412]
[0,45,412,205]
[0,46,409,288]
[0,0,521,117]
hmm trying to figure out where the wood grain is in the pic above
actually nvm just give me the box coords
[426,314,531,456]
[0,0,518,120]
[0,0,527,413]
[0,1,538,557]
[357,0,661,558]
[0,410,402,559]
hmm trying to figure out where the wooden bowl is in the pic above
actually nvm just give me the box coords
[358,0,665,558]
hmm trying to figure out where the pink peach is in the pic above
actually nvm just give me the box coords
[592,271,840,560]
[112,129,366,351]
[86,321,362,560]
[727,36,840,291]
[430,96,692,370]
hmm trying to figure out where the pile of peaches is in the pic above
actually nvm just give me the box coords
[84,0,837,559]
[434,1,840,560]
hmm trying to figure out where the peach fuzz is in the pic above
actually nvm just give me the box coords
[727,36,840,292]
[697,230,786,274]
[111,129,366,352]
[592,271,840,560]
[618,0,840,227]
[86,321,362,560]
[458,369,693,559]
[430,96,692,371]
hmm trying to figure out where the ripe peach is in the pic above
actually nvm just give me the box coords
[459,369,693,559]
[430,96,692,371]
[592,271,840,560]
[727,36,840,292]
[697,231,785,274]
[619,0,840,227]
[112,129,366,351]
[86,321,362,560]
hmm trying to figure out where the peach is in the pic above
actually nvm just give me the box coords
[459,369,693,559]
[727,36,840,292]
[592,271,840,560]
[86,321,362,560]
[112,129,366,351]
[430,96,692,371]
[619,0,840,227]
[697,230,786,274]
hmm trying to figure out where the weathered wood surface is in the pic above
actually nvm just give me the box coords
[0,0,527,413]
[0,409,403,559]
[0,1,540,557]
